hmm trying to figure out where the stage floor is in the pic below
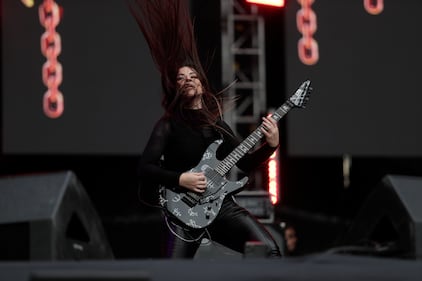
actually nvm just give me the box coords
[1,253,422,281]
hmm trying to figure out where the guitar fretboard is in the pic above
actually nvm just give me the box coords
[215,100,294,175]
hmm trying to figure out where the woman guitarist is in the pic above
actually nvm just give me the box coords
[131,0,281,258]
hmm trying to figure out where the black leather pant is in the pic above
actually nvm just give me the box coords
[164,197,282,258]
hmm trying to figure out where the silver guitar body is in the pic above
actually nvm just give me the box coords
[160,140,248,229]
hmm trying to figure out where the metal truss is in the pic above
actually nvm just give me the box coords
[220,0,267,187]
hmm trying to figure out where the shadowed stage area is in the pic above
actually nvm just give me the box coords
[1,253,422,281]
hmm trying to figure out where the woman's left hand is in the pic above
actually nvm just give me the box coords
[261,116,279,148]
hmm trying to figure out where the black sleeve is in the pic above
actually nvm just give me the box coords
[137,118,181,187]
[216,120,279,174]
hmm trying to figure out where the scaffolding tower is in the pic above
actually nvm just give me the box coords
[220,0,267,188]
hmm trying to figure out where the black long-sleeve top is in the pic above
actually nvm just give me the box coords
[138,109,277,189]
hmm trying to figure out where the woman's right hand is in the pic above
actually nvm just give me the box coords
[179,172,207,193]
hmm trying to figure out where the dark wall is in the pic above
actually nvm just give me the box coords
[285,0,422,157]
[2,0,162,155]
[281,0,422,214]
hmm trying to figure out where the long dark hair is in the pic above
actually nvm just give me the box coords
[128,0,223,127]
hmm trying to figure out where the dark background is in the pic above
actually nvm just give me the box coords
[286,0,422,157]
[2,0,162,155]
[2,0,422,258]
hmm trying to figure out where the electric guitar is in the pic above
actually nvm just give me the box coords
[160,80,313,228]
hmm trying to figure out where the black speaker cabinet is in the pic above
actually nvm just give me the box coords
[0,171,114,260]
[341,175,422,259]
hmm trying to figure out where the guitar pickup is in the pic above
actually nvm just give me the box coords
[182,192,199,208]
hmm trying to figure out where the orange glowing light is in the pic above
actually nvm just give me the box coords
[21,0,34,8]
[267,150,280,205]
[246,0,285,8]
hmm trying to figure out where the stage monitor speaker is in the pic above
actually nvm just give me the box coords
[0,170,114,261]
[340,174,422,259]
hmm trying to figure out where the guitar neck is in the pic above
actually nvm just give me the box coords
[216,100,294,175]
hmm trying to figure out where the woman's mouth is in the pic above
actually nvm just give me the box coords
[183,84,195,90]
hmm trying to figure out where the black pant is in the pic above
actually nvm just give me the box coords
[164,197,282,258]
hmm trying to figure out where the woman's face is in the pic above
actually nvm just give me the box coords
[176,66,203,98]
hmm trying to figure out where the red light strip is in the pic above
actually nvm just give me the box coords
[267,149,279,204]
[246,0,285,8]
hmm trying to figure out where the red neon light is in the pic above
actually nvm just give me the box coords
[246,0,285,8]
[267,150,279,204]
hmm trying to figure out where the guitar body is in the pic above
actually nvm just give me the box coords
[161,140,248,229]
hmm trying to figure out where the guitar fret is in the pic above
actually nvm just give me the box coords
[234,148,245,159]
[238,144,248,153]
[249,134,256,141]
[227,157,236,165]
[215,166,224,175]
[232,151,242,160]
[221,165,229,174]
[245,140,253,148]
[272,112,282,120]
[255,130,263,138]
[218,160,230,174]
[215,166,223,175]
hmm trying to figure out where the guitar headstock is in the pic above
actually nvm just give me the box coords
[289,80,312,108]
